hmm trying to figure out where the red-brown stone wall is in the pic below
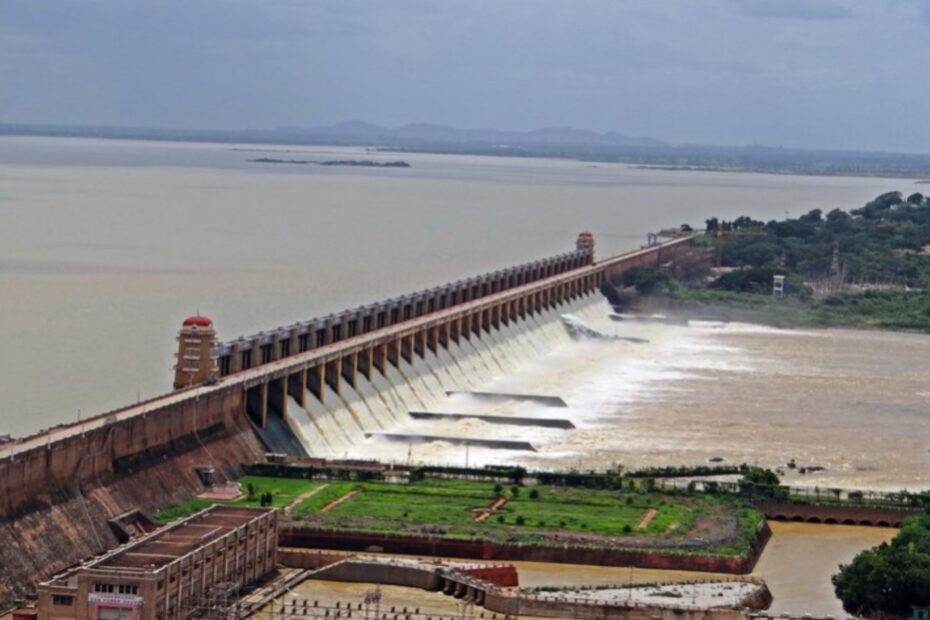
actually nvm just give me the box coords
[0,387,263,607]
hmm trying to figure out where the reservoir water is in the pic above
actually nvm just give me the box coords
[1,136,925,613]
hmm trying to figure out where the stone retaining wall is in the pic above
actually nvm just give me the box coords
[280,519,771,575]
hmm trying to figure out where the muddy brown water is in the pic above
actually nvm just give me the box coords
[2,137,921,615]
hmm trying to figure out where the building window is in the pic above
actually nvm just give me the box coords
[94,583,115,593]
[117,585,139,595]
[52,595,74,606]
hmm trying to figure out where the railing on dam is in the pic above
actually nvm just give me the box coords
[213,234,698,381]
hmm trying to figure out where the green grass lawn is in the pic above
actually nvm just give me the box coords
[155,476,762,556]
[153,476,321,522]
[290,478,760,553]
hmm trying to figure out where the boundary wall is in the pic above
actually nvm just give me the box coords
[278,518,771,575]
[276,550,770,620]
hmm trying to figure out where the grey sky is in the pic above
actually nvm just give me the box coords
[1,0,929,151]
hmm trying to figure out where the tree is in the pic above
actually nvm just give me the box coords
[825,208,852,233]
[742,467,780,486]
[739,467,786,499]
[510,485,520,498]
[622,267,672,294]
[528,488,540,500]
[833,517,930,616]
[798,208,823,224]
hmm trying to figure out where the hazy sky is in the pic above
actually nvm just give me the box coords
[2,0,929,151]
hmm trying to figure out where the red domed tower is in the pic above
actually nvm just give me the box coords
[576,231,595,262]
[173,315,219,389]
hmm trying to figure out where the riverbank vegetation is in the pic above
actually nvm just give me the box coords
[626,190,930,331]
[833,514,930,615]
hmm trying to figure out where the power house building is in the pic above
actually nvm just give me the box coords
[37,506,277,620]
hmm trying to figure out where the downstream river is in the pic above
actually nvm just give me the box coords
[0,136,924,614]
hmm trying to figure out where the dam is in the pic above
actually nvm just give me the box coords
[0,231,701,604]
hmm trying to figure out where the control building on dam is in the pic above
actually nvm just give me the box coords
[0,231,701,604]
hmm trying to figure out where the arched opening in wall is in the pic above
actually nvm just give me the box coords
[807,517,822,524]
[770,515,787,522]
[877,521,891,527]
[859,520,873,526]
[790,516,805,522]
[842,519,856,525]
[824,518,838,524]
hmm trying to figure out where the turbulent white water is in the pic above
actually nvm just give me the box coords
[272,292,930,494]
[280,291,609,461]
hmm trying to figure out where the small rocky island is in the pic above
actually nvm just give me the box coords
[250,157,411,168]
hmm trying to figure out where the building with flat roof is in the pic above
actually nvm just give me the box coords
[38,505,277,620]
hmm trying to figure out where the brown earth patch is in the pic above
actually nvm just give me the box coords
[321,489,360,513]
[474,495,509,521]
[636,508,658,530]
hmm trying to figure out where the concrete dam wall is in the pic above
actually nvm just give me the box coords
[0,393,264,604]
[0,234,701,607]
[275,291,608,458]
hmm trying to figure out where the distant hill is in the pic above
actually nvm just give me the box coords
[2,120,929,178]
[262,120,666,147]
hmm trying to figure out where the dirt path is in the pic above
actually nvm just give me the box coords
[636,508,658,530]
[284,483,329,515]
[474,496,509,521]
[321,489,360,513]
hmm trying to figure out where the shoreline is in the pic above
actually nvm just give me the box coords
[629,290,930,335]
[2,132,929,181]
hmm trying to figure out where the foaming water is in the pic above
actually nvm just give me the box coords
[311,303,930,493]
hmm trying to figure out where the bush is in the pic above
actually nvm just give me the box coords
[622,267,674,294]
[515,516,526,526]
[529,488,540,500]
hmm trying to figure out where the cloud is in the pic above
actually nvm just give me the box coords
[734,0,853,20]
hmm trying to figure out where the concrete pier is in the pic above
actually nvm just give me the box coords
[408,411,575,429]
[363,432,537,451]
[444,390,569,407]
